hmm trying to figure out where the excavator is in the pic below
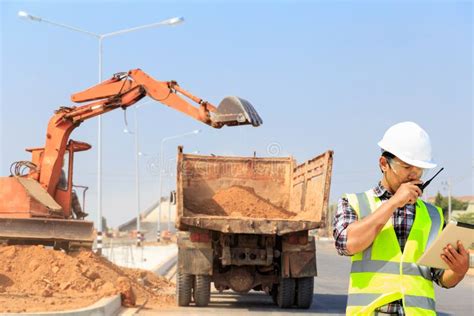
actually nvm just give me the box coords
[0,69,262,251]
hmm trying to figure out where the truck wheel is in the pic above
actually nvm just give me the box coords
[176,272,193,306]
[277,277,295,308]
[193,275,211,307]
[295,277,314,309]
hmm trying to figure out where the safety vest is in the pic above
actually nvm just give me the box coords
[345,190,444,316]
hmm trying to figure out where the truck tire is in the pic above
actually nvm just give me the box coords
[193,275,211,307]
[176,272,193,306]
[295,277,314,309]
[277,277,295,308]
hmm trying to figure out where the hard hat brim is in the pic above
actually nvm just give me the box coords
[395,154,437,169]
[378,140,437,169]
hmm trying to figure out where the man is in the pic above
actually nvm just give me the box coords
[333,121,469,315]
[59,169,88,219]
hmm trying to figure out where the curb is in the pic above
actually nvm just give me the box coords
[165,261,178,282]
[0,294,121,316]
[151,250,178,276]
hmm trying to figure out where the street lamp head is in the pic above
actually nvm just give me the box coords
[18,10,41,22]
[163,16,185,26]
[123,128,133,134]
[193,129,201,134]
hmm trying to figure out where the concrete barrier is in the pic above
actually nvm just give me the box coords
[0,295,121,316]
[152,251,178,276]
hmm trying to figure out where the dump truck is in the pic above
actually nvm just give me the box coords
[175,146,333,309]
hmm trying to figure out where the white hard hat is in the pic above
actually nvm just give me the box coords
[377,121,437,169]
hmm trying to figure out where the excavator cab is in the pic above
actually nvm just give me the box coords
[0,140,94,251]
[53,140,91,219]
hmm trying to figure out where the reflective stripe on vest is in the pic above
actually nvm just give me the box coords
[350,261,432,281]
[345,190,443,316]
[347,293,436,311]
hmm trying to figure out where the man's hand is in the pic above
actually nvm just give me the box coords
[390,181,422,208]
[441,241,470,277]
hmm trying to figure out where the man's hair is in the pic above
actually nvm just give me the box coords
[381,150,395,162]
[380,150,395,173]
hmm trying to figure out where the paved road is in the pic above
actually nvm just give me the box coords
[138,240,473,315]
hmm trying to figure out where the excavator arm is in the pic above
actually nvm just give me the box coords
[70,69,262,128]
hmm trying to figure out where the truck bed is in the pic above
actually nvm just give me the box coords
[176,147,333,235]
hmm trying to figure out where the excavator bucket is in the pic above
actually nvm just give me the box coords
[212,96,263,127]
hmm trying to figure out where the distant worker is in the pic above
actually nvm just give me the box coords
[71,189,88,219]
[58,169,88,219]
[333,121,469,315]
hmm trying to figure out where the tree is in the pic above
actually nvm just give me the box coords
[453,212,474,225]
[101,216,109,232]
[433,192,468,214]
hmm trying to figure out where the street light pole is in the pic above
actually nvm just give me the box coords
[97,37,104,253]
[157,130,201,242]
[134,108,142,246]
[18,10,184,254]
[124,102,152,247]
[447,178,452,221]
[441,179,453,221]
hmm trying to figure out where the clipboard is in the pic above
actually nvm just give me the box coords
[417,221,474,269]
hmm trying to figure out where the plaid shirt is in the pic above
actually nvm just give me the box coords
[333,182,445,315]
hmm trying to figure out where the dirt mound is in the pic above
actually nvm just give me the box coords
[187,185,296,219]
[0,245,175,313]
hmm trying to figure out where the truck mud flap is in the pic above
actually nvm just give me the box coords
[177,231,213,275]
[281,237,317,278]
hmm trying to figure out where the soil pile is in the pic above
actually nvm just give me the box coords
[187,185,296,219]
[0,245,175,313]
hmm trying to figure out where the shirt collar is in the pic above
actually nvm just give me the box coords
[373,182,393,199]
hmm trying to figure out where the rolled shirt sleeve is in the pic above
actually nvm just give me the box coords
[333,197,358,256]
[431,268,447,288]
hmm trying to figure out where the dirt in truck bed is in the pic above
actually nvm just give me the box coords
[186,185,297,219]
[0,245,175,313]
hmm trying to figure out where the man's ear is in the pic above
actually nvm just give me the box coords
[379,156,388,173]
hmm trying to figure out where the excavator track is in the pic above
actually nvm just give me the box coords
[0,217,94,251]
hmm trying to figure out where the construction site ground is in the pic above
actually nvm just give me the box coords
[1,240,472,315]
[0,243,176,313]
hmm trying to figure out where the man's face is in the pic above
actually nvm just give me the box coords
[380,156,425,191]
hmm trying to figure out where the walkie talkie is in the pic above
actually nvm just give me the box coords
[416,167,444,193]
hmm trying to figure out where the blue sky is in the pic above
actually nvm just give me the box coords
[1,1,472,228]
